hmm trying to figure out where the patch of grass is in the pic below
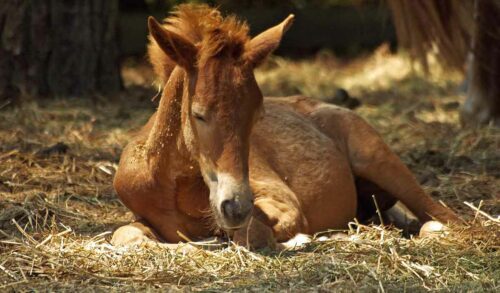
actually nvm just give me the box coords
[1,49,499,291]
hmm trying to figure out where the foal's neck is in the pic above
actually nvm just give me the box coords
[145,67,196,179]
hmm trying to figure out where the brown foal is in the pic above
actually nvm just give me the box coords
[111,4,461,249]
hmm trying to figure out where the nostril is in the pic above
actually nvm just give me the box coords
[221,199,249,223]
[221,199,236,219]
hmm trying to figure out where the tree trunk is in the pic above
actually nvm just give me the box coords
[0,0,121,101]
[461,0,500,126]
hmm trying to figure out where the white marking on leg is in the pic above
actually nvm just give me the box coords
[282,233,312,249]
[420,220,448,238]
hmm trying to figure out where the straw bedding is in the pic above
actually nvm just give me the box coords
[0,50,498,291]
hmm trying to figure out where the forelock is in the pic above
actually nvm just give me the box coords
[164,4,250,65]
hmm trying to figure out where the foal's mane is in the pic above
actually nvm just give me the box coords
[148,4,250,86]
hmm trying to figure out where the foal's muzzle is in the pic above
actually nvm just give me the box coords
[212,173,254,230]
[220,197,253,229]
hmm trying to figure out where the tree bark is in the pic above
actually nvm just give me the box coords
[461,0,500,126]
[0,0,121,100]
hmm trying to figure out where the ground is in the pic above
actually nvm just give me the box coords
[0,47,498,291]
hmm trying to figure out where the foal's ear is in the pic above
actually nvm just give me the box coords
[245,14,295,67]
[148,17,197,70]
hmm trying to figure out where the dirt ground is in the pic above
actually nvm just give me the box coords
[0,48,498,291]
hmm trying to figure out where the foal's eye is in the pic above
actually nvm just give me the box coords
[191,103,208,123]
[192,111,207,122]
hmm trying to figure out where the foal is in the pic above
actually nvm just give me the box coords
[112,5,461,249]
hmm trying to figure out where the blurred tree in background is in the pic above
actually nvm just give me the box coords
[0,0,121,101]
[1,0,498,126]
[143,0,369,10]
[141,0,499,126]
[120,0,393,57]
[0,0,389,102]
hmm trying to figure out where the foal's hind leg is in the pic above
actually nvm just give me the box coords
[356,178,420,235]
[358,197,423,237]
[311,106,461,225]
[355,177,398,222]
[347,123,460,224]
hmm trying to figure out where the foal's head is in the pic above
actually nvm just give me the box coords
[148,6,293,230]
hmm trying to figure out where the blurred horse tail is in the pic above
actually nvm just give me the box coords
[387,0,500,126]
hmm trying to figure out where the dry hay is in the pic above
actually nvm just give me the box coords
[1,50,499,291]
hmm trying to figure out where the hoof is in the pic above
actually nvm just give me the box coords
[419,220,448,238]
[316,232,348,242]
[329,232,349,240]
[111,225,150,246]
[282,233,312,249]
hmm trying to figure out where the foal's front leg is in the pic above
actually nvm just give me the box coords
[232,177,310,250]
[112,219,166,246]
[112,220,223,251]
[232,216,280,250]
[111,219,185,250]
[232,215,312,250]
